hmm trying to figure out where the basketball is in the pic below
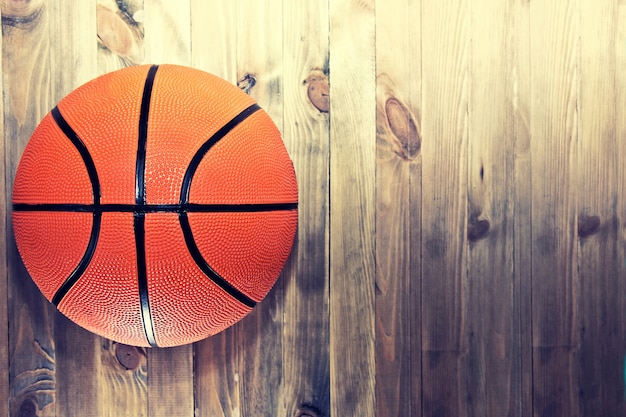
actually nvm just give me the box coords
[11,64,298,348]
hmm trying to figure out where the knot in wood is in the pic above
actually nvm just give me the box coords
[467,219,490,242]
[307,77,330,113]
[18,399,37,417]
[295,404,323,417]
[115,343,141,370]
[384,97,420,160]
[578,215,600,239]
[238,74,257,95]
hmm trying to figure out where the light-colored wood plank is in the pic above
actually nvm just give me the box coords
[47,2,102,416]
[467,1,520,416]
[2,1,56,415]
[234,2,285,415]
[281,0,330,416]
[375,0,421,415]
[143,0,190,65]
[420,0,469,414]
[190,0,237,81]
[578,1,625,415]
[96,0,144,72]
[509,0,532,415]
[529,0,579,415]
[329,0,376,415]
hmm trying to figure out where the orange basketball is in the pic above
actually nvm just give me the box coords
[12,64,298,347]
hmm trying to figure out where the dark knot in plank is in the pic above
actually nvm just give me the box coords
[577,214,600,239]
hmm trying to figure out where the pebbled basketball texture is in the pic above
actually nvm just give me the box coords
[12,64,298,347]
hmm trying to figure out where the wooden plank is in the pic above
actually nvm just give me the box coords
[529,1,579,416]
[509,0,532,415]
[189,1,240,415]
[100,340,148,417]
[47,2,101,416]
[578,2,626,416]
[420,0,469,414]
[140,2,195,416]
[611,0,626,415]
[143,0,190,65]
[328,0,376,415]
[2,2,56,415]
[235,2,285,415]
[189,0,236,80]
[616,2,626,412]
[375,0,421,415]
[96,0,144,72]
[467,1,519,416]
[281,0,330,416]
[94,2,149,416]
[0,4,8,415]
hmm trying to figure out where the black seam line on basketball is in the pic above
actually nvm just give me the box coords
[179,212,257,309]
[12,202,298,213]
[175,103,262,309]
[134,213,157,347]
[49,107,102,306]
[179,103,261,206]
[136,64,159,348]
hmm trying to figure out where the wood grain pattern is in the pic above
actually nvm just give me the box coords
[375,0,421,415]
[329,0,376,416]
[1,1,625,416]
[421,0,469,414]
[530,1,579,416]
[617,4,626,413]
[510,0,533,415]
[467,1,519,416]
[3,2,56,416]
[234,2,285,415]
[578,2,626,416]
[281,0,330,416]
[189,3,240,416]
[0,4,8,415]
[47,2,101,416]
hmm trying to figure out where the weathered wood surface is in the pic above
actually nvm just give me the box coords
[1,1,625,416]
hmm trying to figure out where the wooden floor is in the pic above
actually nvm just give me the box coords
[0,0,625,416]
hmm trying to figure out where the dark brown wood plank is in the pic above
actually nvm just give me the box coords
[529,1,579,416]
[577,1,626,416]
[329,0,376,415]
[281,0,330,416]
[375,0,422,415]
[467,1,520,416]
[421,0,469,414]
[2,2,56,415]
